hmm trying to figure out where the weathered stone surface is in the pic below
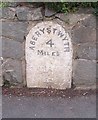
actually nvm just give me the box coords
[2,21,28,42]
[8,2,40,8]
[0,59,3,86]
[53,19,73,34]
[71,25,96,44]
[26,21,73,89]
[0,37,2,86]
[0,5,96,89]
[73,59,96,86]
[45,7,57,17]
[27,21,37,34]
[81,14,96,29]
[55,13,96,29]
[0,36,2,58]
[22,59,26,85]
[0,75,2,86]
[2,36,24,59]
[97,43,98,60]
[76,8,95,14]
[96,63,98,81]
[0,21,1,36]
[8,2,20,7]
[16,6,43,21]
[0,7,15,19]
[0,36,2,86]
[74,43,97,60]
[55,13,88,25]
[2,59,23,84]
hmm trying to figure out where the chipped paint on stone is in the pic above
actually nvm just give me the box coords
[26,21,73,89]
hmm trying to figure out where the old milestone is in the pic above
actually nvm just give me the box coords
[26,21,73,89]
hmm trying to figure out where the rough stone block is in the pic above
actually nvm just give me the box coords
[0,76,2,86]
[2,21,28,43]
[16,6,43,21]
[71,25,96,44]
[8,2,20,7]
[22,59,26,85]
[76,8,95,14]
[2,36,24,59]
[0,59,3,86]
[55,13,96,28]
[56,13,96,44]
[73,59,96,86]
[45,7,57,17]
[0,37,2,86]
[0,36,2,58]
[55,13,88,25]
[97,43,98,60]
[0,7,15,20]
[81,14,96,29]
[2,59,23,84]
[75,43,97,60]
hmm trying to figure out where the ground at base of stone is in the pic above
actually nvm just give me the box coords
[2,86,96,98]
[2,87,96,118]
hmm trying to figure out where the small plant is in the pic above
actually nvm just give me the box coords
[0,2,8,8]
[3,79,11,87]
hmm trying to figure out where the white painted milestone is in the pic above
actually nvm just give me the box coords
[26,21,73,89]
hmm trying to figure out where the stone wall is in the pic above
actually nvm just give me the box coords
[0,3,97,89]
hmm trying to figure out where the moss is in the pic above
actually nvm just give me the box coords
[0,2,9,8]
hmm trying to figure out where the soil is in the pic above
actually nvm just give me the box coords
[2,86,96,98]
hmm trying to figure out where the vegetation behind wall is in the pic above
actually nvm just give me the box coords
[1,2,98,15]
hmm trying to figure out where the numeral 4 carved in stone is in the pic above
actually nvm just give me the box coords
[46,39,54,47]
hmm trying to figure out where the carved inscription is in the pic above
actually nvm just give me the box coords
[29,26,70,56]
[26,21,73,89]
